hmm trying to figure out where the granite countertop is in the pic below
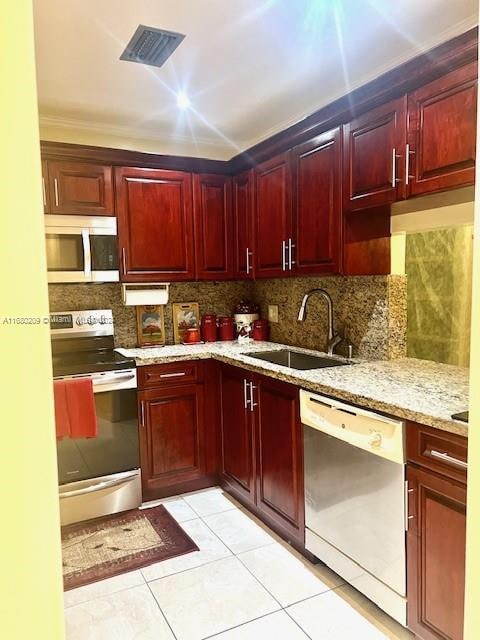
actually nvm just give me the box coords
[116,341,469,437]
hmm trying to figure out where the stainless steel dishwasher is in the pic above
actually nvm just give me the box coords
[301,389,407,626]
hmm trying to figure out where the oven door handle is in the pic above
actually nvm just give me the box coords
[59,471,139,499]
[92,373,136,386]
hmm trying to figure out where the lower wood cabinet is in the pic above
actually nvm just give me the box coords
[219,364,304,545]
[407,423,467,640]
[138,361,219,500]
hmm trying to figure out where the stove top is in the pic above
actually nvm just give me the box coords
[52,349,136,377]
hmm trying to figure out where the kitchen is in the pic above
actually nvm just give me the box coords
[2,1,480,640]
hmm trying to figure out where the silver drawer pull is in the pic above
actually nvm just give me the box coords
[54,177,59,207]
[60,472,138,499]
[429,449,467,470]
[159,371,187,378]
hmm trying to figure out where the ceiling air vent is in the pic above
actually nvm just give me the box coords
[120,25,185,68]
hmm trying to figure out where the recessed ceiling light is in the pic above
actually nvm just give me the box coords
[176,91,191,110]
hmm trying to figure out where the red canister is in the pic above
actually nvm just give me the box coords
[252,319,269,341]
[218,316,235,341]
[201,314,217,342]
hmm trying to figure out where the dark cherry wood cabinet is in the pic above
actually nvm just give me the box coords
[407,62,477,197]
[407,422,467,640]
[138,361,219,500]
[46,160,114,215]
[219,365,256,505]
[254,375,304,542]
[232,170,255,279]
[219,364,304,545]
[254,153,293,278]
[115,167,195,282]
[193,173,233,280]
[343,97,407,211]
[291,128,342,275]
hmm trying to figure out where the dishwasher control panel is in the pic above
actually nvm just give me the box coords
[300,390,405,464]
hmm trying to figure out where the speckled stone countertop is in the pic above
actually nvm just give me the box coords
[116,341,469,437]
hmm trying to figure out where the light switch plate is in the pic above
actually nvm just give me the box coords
[268,305,279,323]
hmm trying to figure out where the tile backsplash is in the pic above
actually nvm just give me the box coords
[48,274,407,360]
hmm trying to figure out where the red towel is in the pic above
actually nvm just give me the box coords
[53,378,97,439]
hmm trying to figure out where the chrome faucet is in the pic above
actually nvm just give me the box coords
[297,288,342,356]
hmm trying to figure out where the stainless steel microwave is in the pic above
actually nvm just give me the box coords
[45,215,119,283]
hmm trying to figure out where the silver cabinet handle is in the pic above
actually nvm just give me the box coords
[42,176,47,207]
[391,148,402,188]
[288,238,295,270]
[246,248,253,275]
[249,382,258,412]
[159,371,186,379]
[282,240,287,271]
[429,450,468,470]
[140,401,146,428]
[404,480,415,531]
[81,229,92,278]
[122,247,127,275]
[405,143,415,185]
[54,177,59,207]
[243,379,249,409]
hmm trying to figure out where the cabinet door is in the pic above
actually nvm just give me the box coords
[47,161,114,215]
[254,375,304,542]
[116,167,195,282]
[219,365,255,505]
[291,128,342,275]
[343,97,407,211]
[407,62,477,197]
[193,173,233,280]
[407,465,466,640]
[139,383,205,499]
[232,170,254,279]
[254,153,293,278]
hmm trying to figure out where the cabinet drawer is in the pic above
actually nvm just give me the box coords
[138,362,201,389]
[407,422,467,483]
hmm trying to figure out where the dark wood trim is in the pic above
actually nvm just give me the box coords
[40,140,232,175]
[229,28,478,171]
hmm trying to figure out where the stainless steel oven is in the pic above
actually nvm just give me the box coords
[51,310,140,526]
[45,214,119,283]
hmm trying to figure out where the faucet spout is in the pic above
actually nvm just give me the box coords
[297,288,342,356]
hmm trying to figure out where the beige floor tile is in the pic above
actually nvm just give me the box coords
[182,486,239,517]
[238,542,341,606]
[64,584,174,640]
[212,610,309,639]
[149,556,280,640]
[141,518,232,582]
[203,508,275,554]
[147,496,198,523]
[63,570,145,608]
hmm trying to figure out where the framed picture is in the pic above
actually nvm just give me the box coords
[136,305,165,347]
[172,302,200,344]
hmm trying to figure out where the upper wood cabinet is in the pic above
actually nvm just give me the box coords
[115,167,195,282]
[291,128,342,275]
[46,161,114,215]
[407,62,477,197]
[343,97,407,211]
[232,170,255,279]
[254,153,293,278]
[193,173,233,280]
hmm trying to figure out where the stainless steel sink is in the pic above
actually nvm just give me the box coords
[247,349,349,370]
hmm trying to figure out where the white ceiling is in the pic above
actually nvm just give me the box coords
[33,0,478,160]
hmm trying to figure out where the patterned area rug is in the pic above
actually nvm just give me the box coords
[61,505,198,591]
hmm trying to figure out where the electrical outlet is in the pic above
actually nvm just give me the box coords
[268,305,279,323]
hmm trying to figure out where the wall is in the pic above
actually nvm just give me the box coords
[253,275,407,360]
[49,275,407,360]
[0,3,65,639]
